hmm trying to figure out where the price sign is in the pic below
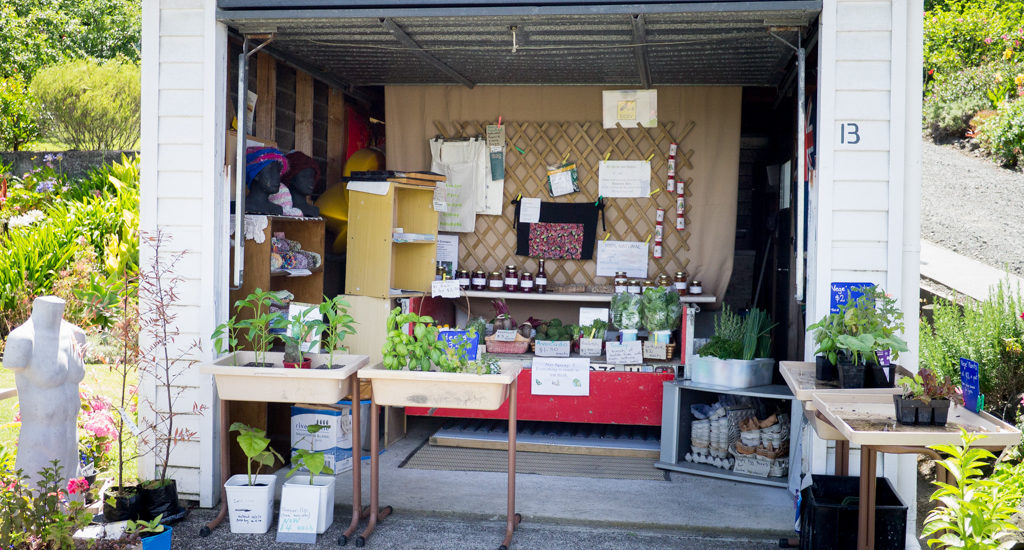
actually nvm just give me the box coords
[276,484,319,543]
[578,338,603,357]
[431,279,461,298]
[959,358,981,413]
[605,341,643,365]
[492,330,518,342]
[643,342,667,360]
[830,282,872,313]
[535,340,571,357]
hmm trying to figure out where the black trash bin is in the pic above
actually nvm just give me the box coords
[800,475,907,550]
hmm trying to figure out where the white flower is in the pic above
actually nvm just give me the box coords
[8,210,46,227]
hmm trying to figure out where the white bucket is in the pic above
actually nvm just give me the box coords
[282,475,336,534]
[224,474,277,534]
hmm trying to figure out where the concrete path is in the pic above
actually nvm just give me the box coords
[920,240,1024,301]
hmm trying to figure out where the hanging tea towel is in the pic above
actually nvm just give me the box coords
[513,199,605,260]
[430,138,484,232]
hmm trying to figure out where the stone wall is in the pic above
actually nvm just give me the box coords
[0,151,137,179]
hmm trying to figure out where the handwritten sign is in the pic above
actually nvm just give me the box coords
[960,358,981,413]
[830,282,872,313]
[535,340,571,357]
[430,279,461,298]
[578,338,604,357]
[596,240,648,278]
[519,197,541,223]
[492,330,518,342]
[276,484,319,543]
[438,330,479,361]
[531,357,590,396]
[598,160,651,198]
[605,341,643,365]
[643,342,668,360]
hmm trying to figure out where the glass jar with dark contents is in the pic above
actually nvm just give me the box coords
[536,259,548,294]
[488,271,503,291]
[519,271,534,293]
[471,270,487,291]
[457,269,471,290]
[504,265,519,292]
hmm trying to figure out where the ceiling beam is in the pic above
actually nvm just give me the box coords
[631,14,652,89]
[380,17,475,88]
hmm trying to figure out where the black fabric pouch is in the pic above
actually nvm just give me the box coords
[513,199,605,260]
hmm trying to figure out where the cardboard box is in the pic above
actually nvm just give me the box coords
[290,446,353,474]
[291,404,353,452]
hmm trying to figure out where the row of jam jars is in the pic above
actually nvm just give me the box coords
[467,259,548,293]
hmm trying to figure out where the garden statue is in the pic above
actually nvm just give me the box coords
[281,151,321,217]
[2,296,85,486]
[245,147,288,215]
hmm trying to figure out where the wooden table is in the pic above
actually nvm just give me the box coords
[199,355,372,544]
[812,392,1021,550]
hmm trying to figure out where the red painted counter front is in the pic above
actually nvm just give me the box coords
[406,370,674,426]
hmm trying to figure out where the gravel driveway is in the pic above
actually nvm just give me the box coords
[921,139,1024,276]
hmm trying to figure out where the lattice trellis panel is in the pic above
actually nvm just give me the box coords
[435,120,695,288]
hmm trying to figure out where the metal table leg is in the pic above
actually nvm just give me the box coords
[200,399,231,536]
[856,446,878,550]
[356,399,392,547]
[500,378,522,550]
[835,439,850,476]
[340,377,362,546]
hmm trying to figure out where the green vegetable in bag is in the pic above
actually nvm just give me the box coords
[640,286,683,332]
[610,292,643,330]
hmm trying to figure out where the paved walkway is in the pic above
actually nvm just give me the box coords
[920,240,1024,301]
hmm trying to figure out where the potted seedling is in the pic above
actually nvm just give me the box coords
[224,422,284,533]
[125,514,171,550]
[104,269,141,522]
[833,286,909,389]
[281,425,336,534]
[234,288,282,368]
[279,305,320,369]
[894,368,963,426]
[359,308,518,410]
[318,295,357,369]
[806,312,842,381]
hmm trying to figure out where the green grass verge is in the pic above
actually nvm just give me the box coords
[0,362,138,482]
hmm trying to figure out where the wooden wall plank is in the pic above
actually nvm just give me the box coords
[253,53,276,140]
[295,72,314,154]
[326,88,347,186]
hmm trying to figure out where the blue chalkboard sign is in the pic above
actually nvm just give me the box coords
[438,330,479,361]
[959,358,981,413]
[830,282,872,314]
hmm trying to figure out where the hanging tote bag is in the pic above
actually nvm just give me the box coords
[429,138,484,232]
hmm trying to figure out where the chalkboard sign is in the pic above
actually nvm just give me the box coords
[959,358,981,413]
[830,282,872,313]
[276,484,319,544]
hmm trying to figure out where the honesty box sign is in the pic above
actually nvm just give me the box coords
[531,357,590,396]
[829,282,872,314]
[960,358,982,413]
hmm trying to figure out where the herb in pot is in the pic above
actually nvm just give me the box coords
[318,295,357,368]
[382,308,480,373]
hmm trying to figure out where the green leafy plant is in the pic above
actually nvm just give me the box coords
[125,514,166,537]
[287,425,333,485]
[896,368,965,404]
[833,285,909,365]
[921,429,1022,549]
[640,286,683,333]
[278,305,320,365]
[581,318,608,340]
[381,308,484,374]
[698,305,774,360]
[233,288,283,367]
[610,292,643,330]
[741,308,775,360]
[0,461,94,549]
[30,59,140,150]
[211,315,240,365]
[975,97,1024,167]
[230,422,284,486]
[319,295,357,368]
[807,312,843,365]
[0,75,40,151]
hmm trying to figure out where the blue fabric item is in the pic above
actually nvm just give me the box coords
[245,147,288,188]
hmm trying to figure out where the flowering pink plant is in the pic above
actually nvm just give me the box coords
[78,388,118,475]
[67,477,90,495]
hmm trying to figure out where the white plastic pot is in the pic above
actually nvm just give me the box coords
[282,475,336,534]
[224,474,277,534]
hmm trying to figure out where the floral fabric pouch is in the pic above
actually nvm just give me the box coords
[514,199,604,260]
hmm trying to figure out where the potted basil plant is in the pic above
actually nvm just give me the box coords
[224,423,284,533]
[894,368,964,426]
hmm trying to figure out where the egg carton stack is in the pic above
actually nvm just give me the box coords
[730,413,790,478]
[684,402,754,470]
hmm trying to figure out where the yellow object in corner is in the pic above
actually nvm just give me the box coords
[316,147,385,254]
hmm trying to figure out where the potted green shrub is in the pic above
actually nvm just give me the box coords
[281,426,336,534]
[224,423,283,533]
[894,368,963,426]
[806,312,842,381]
[359,308,518,410]
[126,514,171,550]
[833,286,909,389]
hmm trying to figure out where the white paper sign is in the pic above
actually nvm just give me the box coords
[519,197,541,224]
[579,338,604,357]
[276,485,319,543]
[432,181,449,212]
[596,240,648,278]
[431,279,461,298]
[605,341,643,364]
[436,234,458,274]
[288,302,322,353]
[598,160,651,198]
[602,89,658,129]
[579,307,609,327]
[643,342,668,360]
[548,169,576,197]
[535,340,571,357]
[493,329,518,342]
[531,357,590,396]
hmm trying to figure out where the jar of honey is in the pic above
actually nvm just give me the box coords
[614,272,628,294]
[674,271,688,294]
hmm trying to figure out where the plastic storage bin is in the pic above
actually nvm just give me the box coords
[800,475,907,550]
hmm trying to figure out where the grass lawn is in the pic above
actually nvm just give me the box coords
[0,361,139,482]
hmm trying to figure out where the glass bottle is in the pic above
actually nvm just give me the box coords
[536,259,548,294]
[457,269,471,290]
[674,271,688,294]
[488,271,503,291]
[519,271,534,293]
[614,272,628,294]
[471,270,487,290]
[504,264,519,292]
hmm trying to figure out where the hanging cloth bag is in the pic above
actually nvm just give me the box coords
[513,199,605,260]
[429,137,483,232]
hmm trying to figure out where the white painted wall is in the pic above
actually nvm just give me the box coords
[140,0,227,506]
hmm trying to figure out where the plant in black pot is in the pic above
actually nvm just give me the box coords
[894,368,964,426]
[833,286,909,389]
[135,231,203,522]
[807,312,842,381]
[104,269,140,523]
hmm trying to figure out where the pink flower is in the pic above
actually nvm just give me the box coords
[1019,312,1024,320]
[986,37,995,44]
[1003,34,1010,40]
[67,477,90,495]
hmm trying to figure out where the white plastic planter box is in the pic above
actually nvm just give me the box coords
[358,362,522,410]
[282,475,336,534]
[199,351,367,403]
[224,474,277,534]
[689,356,774,389]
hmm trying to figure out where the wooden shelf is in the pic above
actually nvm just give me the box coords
[674,381,794,400]
[486,351,680,369]
[463,290,716,304]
